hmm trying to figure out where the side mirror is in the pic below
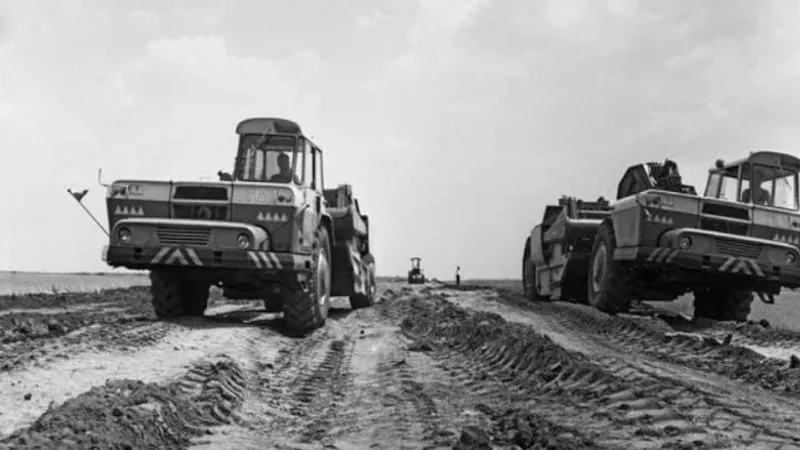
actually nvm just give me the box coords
[217,171,233,181]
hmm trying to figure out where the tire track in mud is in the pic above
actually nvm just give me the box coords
[290,338,354,445]
[399,294,800,449]
[0,356,246,449]
[363,347,451,448]
[324,329,456,450]
[217,324,359,449]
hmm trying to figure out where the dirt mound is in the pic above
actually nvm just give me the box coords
[398,297,617,395]
[713,320,800,347]
[397,296,688,447]
[0,286,156,346]
[452,409,602,450]
[0,286,153,311]
[495,294,800,395]
[0,287,164,372]
[0,356,245,449]
[489,409,600,449]
[0,311,152,345]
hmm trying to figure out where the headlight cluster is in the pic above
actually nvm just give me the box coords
[236,233,251,249]
[787,251,797,264]
[117,227,132,243]
[236,232,271,250]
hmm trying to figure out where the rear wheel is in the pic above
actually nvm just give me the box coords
[282,227,331,335]
[693,287,753,322]
[587,224,631,314]
[350,254,377,309]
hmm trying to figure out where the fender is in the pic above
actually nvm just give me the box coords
[529,225,547,266]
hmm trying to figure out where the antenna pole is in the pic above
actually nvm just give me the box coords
[67,189,110,237]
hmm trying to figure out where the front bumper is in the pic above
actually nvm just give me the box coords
[103,244,312,272]
[614,246,800,285]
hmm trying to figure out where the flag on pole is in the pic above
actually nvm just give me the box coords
[68,188,89,203]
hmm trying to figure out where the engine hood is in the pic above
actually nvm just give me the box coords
[107,179,303,208]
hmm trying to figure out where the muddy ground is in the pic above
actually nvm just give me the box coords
[3,282,800,449]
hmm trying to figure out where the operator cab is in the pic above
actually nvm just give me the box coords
[221,117,325,191]
[704,151,800,211]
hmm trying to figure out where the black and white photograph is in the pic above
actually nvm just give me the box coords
[4,1,800,448]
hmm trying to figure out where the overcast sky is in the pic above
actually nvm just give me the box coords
[3,0,800,279]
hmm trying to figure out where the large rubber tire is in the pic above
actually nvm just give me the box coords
[587,224,631,314]
[522,247,549,302]
[149,271,209,318]
[150,270,183,319]
[692,287,753,322]
[263,295,283,313]
[350,254,377,309]
[181,282,210,316]
[282,227,332,335]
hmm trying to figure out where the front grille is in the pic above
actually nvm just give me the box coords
[156,226,211,246]
[701,218,749,236]
[715,238,762,259]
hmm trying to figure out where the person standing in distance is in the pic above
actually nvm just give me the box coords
[455,266,461,287]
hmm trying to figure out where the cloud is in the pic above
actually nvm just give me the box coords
[355,10,388,31]
[366,0,490,93]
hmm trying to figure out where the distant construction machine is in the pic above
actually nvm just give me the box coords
[408,257,426,284]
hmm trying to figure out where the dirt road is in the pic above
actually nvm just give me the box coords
[3,281,800,449]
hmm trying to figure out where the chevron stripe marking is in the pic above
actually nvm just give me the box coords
[151,247,171,264]
[184,248,203,266]
[164,249,189,266]
[248,252,263,269]
[718,256,736,272]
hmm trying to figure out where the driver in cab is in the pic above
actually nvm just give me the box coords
[741,172,773,206]
[270,152,301,184]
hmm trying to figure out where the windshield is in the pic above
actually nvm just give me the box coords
[707,163,799,210]
[236,135,301,184]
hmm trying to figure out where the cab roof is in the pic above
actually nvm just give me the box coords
[715,151,800,172]
[236,117,302,136]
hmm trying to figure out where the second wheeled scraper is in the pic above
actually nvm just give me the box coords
[522,152,800,322]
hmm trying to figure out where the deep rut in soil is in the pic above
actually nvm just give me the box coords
[495,292,800,396]
[399,293,800,449]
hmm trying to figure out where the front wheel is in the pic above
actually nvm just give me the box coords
[149,270,210,318]
[587,224,631,314]
[282,227,332,335]
[693,287,753,322]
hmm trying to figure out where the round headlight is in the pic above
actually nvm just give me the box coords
[117,227,132,243]
[787,252,797,264]
[678,235,692,250]
[236,233,251,249]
